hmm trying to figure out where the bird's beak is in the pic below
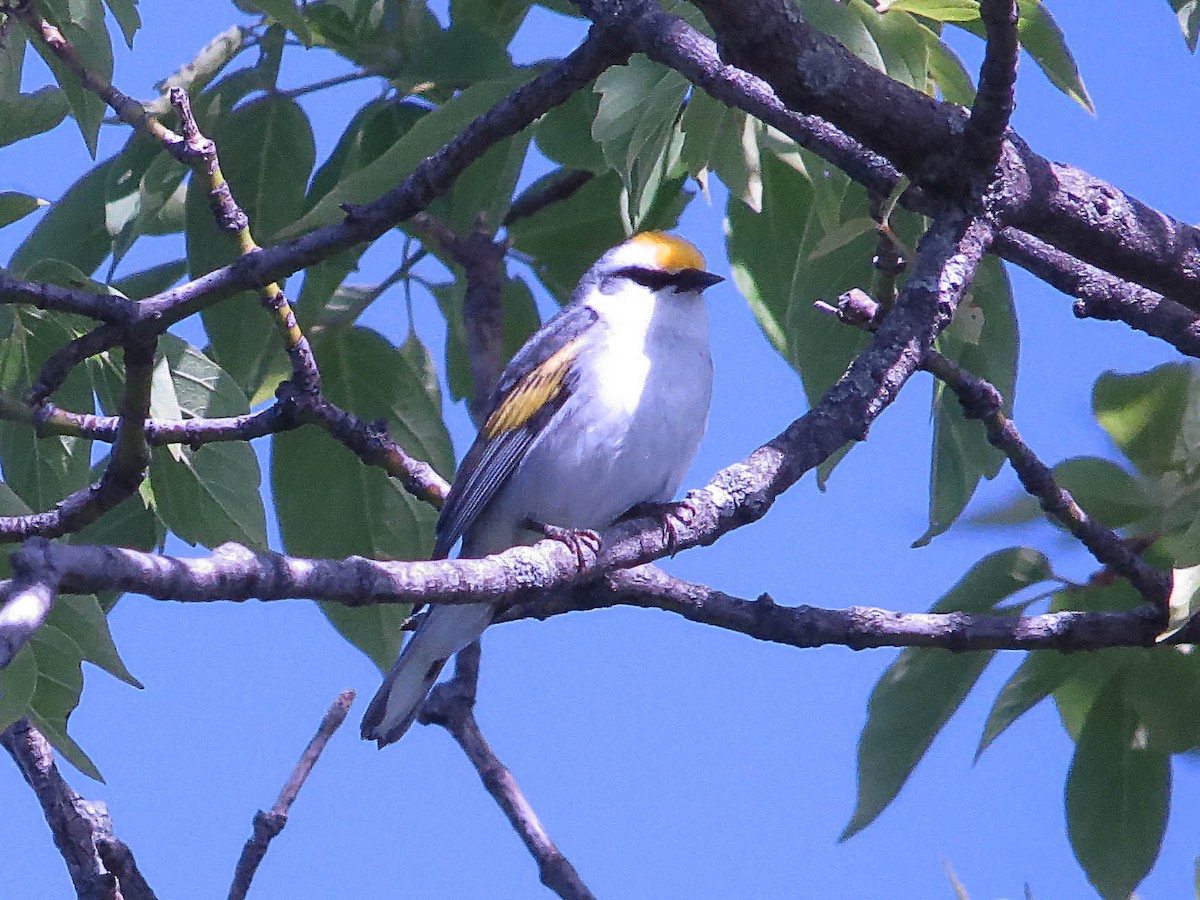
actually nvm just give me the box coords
[684,270,724,291]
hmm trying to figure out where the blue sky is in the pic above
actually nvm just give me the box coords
[2,3,1198,898]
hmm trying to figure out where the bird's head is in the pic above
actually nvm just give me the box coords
[575,231,724,301]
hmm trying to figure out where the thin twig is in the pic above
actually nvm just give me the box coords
[227,690,356,900]
[420,645,596,900]
[1,718,156,900]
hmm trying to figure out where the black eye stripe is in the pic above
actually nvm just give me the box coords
[611,266,720,292]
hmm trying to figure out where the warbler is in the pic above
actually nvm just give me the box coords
[361,231,722,747]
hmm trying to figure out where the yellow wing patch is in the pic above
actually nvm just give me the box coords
[627,231,706,273]
[483,338,581,438]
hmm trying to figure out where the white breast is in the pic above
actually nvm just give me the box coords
[472,283,712,551]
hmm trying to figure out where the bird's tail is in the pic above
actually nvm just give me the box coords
[360,601,494,747]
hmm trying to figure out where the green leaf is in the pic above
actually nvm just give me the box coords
[101,0,140,47]
[451,0,532,44]
[391,21,514,93]
[245,0,313,46]
[110,258,187,300]
[0,87,70,148]
[535,86,606,173]
[729,152,925,406]
[0,308,94,510]
[1052,456,1151,528]
[1169,0,1200,53]
[1124,648,1200,753]
[0,192,48,229]
[1015,0,1093,114]
[141,336,265,549]
[9,157,117,276]
[922,25,976,105]
[943,0,1093,112]
[1093,363,1191,476]
[918,257,1018,546]
[272,328,452,669]
[799,0,885,72]
[18,619,104,781]
[145,26,247,116]
[508,168,688,301]
[857,0,932,91]
[0,21,25,96]
[843,548,1052,839]
[27,707,103,781]
[150,443,267,550]
[425,132,530,235]
[306,100,428,212]
[976,650,1074,759]
[680,92,763,211]
[1066,674,1169,899]
[593,54,689,230]
[186,95,314,397]
[105,133,188,268]
[877,0,980,21]
[45,594,141,688]
[285,75,525,237]
[0,646,38,731]
[29,0,114,155]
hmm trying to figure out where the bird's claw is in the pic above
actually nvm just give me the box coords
[526,518,602,571]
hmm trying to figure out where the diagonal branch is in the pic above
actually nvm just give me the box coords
[924,351,1170,608]
[419,643,596,900]
[2,718,157,900]
[228,690,356,900]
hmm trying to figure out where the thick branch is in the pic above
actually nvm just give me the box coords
[2,719,156,900]
[228,690,355,900]
[620,0,1200,307]
[420,644,596,900]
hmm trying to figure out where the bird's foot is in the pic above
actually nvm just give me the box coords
[526,519,602,571]
[621,496,700,557]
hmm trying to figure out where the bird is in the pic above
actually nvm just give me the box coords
[361,231,723,747]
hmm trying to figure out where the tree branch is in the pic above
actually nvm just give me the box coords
[925,351,1170,608]
[960,0,1019,183]
[641,0,1200,307]
[228,690,355,900]
[2,718,156,900]
[0,338,154,541]
[498,564,1169,651]
[419,644,596,900]
[409,212,508,423]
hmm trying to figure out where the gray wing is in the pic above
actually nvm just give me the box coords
[433,302,597,558]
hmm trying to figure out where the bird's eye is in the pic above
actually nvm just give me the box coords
[612,266,681,291]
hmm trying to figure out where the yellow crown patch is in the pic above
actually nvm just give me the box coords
[628,231,706,273]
